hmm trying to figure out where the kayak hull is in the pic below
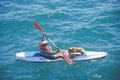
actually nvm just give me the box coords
[16,51,107,62]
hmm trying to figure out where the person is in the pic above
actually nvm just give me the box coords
[39,33,64,60]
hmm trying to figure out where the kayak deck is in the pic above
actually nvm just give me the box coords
[16,51,107,62]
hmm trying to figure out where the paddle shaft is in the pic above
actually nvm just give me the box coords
[47,37,59,49]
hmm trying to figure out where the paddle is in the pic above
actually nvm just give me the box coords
[33,22,73,65]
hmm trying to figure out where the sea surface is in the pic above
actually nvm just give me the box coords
[0,0,120,80]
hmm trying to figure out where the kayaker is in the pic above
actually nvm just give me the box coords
[39,33,64,59]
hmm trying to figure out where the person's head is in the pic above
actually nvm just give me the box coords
[41,41,48,46]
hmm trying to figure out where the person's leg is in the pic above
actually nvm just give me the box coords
[40,50,55,60]
[54,56,64,59]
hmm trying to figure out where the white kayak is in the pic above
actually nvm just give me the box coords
[16,51,107,62]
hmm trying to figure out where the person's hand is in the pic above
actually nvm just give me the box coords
[43,33,47,37]
[57,48,61,52]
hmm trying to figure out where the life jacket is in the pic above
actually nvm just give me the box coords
[39,43,52,52]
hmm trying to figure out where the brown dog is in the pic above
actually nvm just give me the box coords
[68,47,85,58]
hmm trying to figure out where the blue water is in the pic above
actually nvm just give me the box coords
[0,0,120,80]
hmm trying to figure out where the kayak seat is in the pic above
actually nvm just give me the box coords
[33,53,40,57]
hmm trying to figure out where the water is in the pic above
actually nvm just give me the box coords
[0,0,120,80]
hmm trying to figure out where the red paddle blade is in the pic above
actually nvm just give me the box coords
[33,22,43,32]
[62,53,73,65]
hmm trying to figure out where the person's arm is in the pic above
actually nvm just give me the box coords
[52,49,61,54]
[41,33,46,42]
[41,35,45,41]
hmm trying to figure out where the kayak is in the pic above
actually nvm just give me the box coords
[16,51,107,62]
